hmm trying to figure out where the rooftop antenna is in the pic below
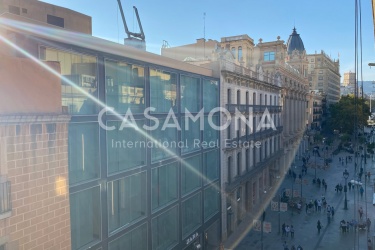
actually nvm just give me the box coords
[116,0,146,50]
[204,12,206,58]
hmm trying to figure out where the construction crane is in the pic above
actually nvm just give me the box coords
[116,0,146,50]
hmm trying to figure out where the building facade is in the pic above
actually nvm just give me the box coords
[307,51,341,104]
[1,7,222,250]
[162,35,284,246]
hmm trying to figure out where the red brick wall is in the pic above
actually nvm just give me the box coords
[0,115,71,250]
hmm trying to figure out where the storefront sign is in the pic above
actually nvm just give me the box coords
[280,202,288,212]
[271,201,279,211]
[263,222,272,233]
[253,220,261,231]
[186,232,199,245]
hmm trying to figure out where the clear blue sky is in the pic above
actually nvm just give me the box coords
[41,0,375,83]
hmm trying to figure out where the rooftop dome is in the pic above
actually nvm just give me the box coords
[286,27,305,54]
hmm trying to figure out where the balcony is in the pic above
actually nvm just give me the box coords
[225,149,284,192]
[226,104,282,113]
[224,126,283,150]
[0,181,11,219]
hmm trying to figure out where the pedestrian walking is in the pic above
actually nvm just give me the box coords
[290,225,295,238]
[327,210,331,224]
[367,218,371,232]
[282,223,286,237]
[317,220,322,233]
[285,225,290,237]
[297,245,303,250]
[317,200,322,212]
[324,183,327,192]
[314,199,318,212]
[360,186,364,198]
[368,238,373,250]
[359,207,364,220]
[283,241,288,250]
[348,181,352,191]
[291,245,296,250]
[331,206,335,217]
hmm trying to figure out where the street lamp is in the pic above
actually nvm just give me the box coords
[343,169,349,210]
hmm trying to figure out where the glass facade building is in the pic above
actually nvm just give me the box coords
[39,41,220,250]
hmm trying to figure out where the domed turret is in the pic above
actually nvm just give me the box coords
[286,27,305,55]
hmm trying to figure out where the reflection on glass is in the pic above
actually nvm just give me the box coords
[204,183,219,221]
[70,186,101,250]
[39,46,98,114]
[109,223,147,250]
[151,118,177,162]
[181,116,200,154]
[182,192,202,237]
[107,120,146,174]
[204,115,219,148]
[181,75,200,112]
[150,69,177,113]
[203,80,219,111]
[152,206,178,250]
[204,149,219,183]
[181,155,202,195]
[68,123,99,185]
[105,60,145,113]
[151,162,178,211]
[108,172,147,233]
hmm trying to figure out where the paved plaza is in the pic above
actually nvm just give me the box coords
[227,138,375,250]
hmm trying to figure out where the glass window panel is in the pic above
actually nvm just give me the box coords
[107,120,146,174]
[182,192,202,238]
[203,80,219,111]
[150,69,177,113]
[105,60,145,114]
[108,172,147,233]
[181,116,200,154]
[203,149,219,183]
[109,223,147,250]
[68,123,100,185]
[151,119,178,162]
[204,183,219,221]
[180,75,200,112]
[181,155,202,195]
[70,186,101,250]
[40,46,98,114]
[203,115,219,148]
[151,162,178,211]
[152,206,179,250]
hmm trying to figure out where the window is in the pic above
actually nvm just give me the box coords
[238,46,243,61]
[107,120,146,174]
[108,172,147,233]
[231,47,236,59]
[203,183,220,221]
[39,46,98,114]
[228,157,232,183]
[109,223,147,250]
[9,5,20,15]
[181,116,200,154]
[152,206,179,250]
[22,8,27,14]
[70,187,101,250]
[181,155,202,195]
[203,79,219,111]
[227,89,231,104]
[181,75,200,112]
[150,69,177,113]
[47,14,64,28]
[151,162,178,211]
[151,118,178,162]
[68,123,100,185]
[263,52,275,61]
[318,76,324,80]
[182,192,202,237]
[237,153,241,176]
[204,115,219,147]
[204,149,219,183]
[105,60,145,114]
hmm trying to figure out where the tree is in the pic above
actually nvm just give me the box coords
[328,96,370,134]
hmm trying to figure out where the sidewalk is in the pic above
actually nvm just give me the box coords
[233,138,375,250]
